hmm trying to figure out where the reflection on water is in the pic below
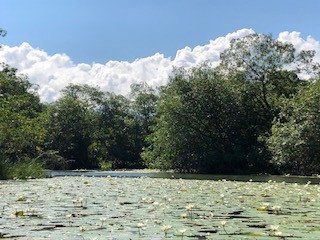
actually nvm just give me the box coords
[47,170,320,184]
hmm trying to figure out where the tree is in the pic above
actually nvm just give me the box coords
[45,84,146,169]
[218,34,314,169]
[97,93,145,169]
[0,64,46,162]
[0,29,47,179]
[45,94,98,169]
[143,66,266,173]
[130,83,158,139]
[267,79,320,175]
[65,84,146,169]
[219,33,318,117]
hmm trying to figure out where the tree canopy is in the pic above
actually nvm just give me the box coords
[0,65,46,164]
[44,83,157,170]
[143,67,269,173]
[2,32,320,178]
[267,79,320,175]
[219,33,318,116]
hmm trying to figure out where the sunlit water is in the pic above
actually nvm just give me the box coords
[48,170,320,184]
[1,171,320,239]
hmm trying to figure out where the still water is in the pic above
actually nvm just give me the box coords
[1,171,320,239]
[47,170,320,184]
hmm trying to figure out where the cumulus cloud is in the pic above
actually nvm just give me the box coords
[278,31,320,64]
[0,28,319,102]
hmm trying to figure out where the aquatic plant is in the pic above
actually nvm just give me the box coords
[220,220,228,234]
[100,217,107,228]
[185,203,194,219]
[137,222,145,235]
[79,225,86,232]
[177,228,187,239]
[161,224,172,237]
[1,176,319,239]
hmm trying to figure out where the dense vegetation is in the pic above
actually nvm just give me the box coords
[1,31,320,179]
[0,64,46,179]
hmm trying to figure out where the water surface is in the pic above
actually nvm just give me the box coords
[48,170,320,184]
[1,172,320,239]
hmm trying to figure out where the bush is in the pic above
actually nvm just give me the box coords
[5,159,45,179]
[99,160,112,171]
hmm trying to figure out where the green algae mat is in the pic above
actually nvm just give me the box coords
[1,176,320,239]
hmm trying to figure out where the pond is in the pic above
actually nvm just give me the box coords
[1,171,320,239]
[48,170,320,184]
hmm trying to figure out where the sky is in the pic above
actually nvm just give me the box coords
[1,0,320,101]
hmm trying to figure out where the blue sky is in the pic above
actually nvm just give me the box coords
[1,0,320,102]
[2,0,320,63]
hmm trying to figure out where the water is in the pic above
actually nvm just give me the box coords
[1,171,320,239]
[47,170,320,184]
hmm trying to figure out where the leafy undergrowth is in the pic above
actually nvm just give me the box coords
[0,159,44,180]
[0,176,320,239]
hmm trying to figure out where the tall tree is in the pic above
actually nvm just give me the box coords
[0,64,45,162]
[143,66,265,173]
[45,84,146,169]
[45,93,98,169]
[267,79,320,175]
[219,33,318,117]
[130,83,158,139]
[98,93,144,169]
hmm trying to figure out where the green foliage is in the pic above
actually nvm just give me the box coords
[97,93,145,169]
[99,160,112,170]
[143,66,267,173]
[219,33,317,117]
[1,31,319,176]
[45,94,98,169]
[0,153,44,180]
[45,84,149,170]
[5,159,44,179]
[142,34,319,174]
[0,64,46,179]
[130,83,158,137]
[267,79,320,175]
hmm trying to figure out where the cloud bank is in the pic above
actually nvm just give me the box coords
[0,28,319,102]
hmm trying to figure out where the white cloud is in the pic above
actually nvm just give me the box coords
[277,31,320,79]
[0,28,319,102]
[277,31,320,63]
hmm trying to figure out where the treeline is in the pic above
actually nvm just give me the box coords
[1,33,320,179]
[0,65,157,177]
